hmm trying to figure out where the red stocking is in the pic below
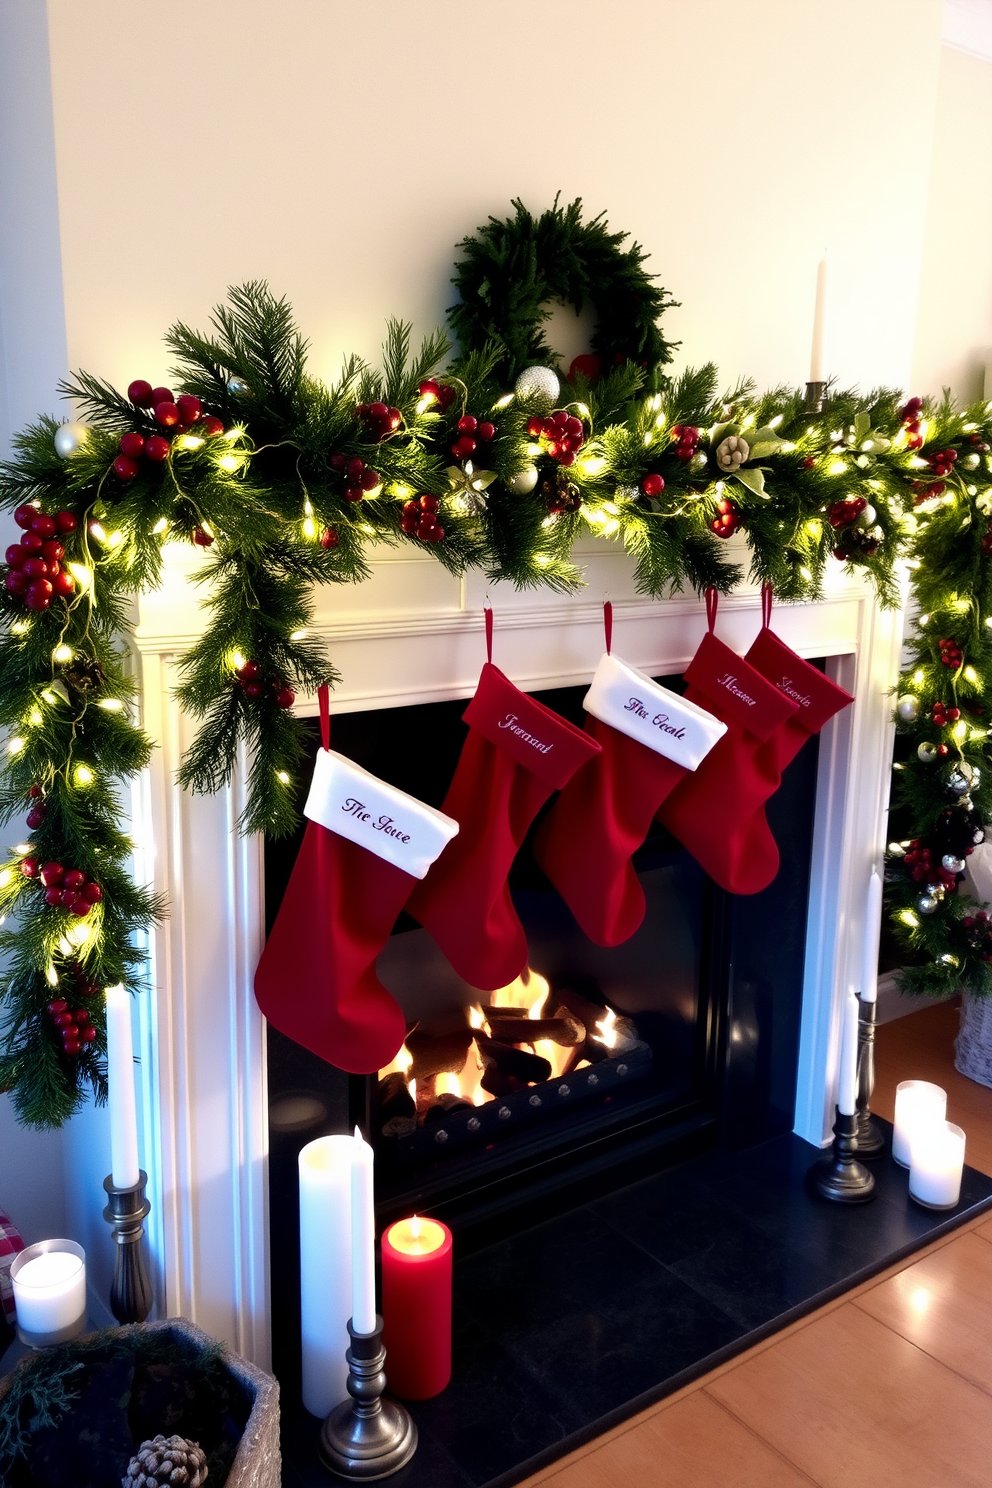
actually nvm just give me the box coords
[658,590,800,894]
[534,604,728,945]
[406,612,602,991]
[254,690,459,1073]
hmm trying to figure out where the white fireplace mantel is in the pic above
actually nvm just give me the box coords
[128,536,905,1366]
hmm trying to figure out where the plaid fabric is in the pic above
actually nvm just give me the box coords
[0,1206,25,1325]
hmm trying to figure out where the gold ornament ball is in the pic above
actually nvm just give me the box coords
[917,742,937,763]
[507,464,539,495]
[896,694,920,724]
[514,366,559,407]
[53,421,90,458]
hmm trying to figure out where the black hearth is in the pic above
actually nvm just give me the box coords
[264,670,820,1388]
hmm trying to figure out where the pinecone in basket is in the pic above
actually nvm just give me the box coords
[123,1434,209,1487]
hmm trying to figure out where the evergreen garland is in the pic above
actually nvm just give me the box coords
[0,200,990,1129]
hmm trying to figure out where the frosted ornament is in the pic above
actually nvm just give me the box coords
[514,366,560,407]
[896,694,920,723]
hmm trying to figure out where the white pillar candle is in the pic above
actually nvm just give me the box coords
[105,984,140,1189]
[351,1126,376,1335]
[892,1079,947,1167]
[860,869,883,1004]
[809,255,829,384]
[837,989,860,1116]
[10,1240,86,1345]
[299,1134,354,1418]
[909,1120,966,1209]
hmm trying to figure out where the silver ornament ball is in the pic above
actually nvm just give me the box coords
[226,375,250,396]
[917,742,937,763]
[948,761,980,795]
[917,894,939,915]
[975,826,987,845]
[514,366,559,408]
[942,853,966,874]
[896,694,920,724]
[53,421,90,458]
[507,464,539,496]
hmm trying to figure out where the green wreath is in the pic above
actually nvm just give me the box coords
[448,196,678,385]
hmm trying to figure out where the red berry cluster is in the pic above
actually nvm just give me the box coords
[927,447,957,480]
[400,494,445,543]
[320,527,340,550]
[235,661,295,709]
[670,426,700,461]
[833,526,880,561]
[827,497,867,529]
[22,860,104,916]
[710,497,741,538]
[329,453,382,503]
[353,401,402,441]
[939,637,963,668]
[963,911,992,960]
[114,390,223,481]
[47,995,97,1057]
[903,839,958,893]
[527,410,585,466]
[24,783,47,831]
[641,473,665,498]
[5,507,77,609]
[192,526,214,548]
[899,396,924,450]
[450,414,495,463]
[931,701,961,728]
[418,379,457,412]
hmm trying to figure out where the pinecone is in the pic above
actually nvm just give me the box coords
[124,1434,209,1488]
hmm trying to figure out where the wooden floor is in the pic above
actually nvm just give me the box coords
[521,1000,992,1488]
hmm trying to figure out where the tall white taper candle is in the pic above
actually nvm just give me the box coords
[105,984,140,1189]
[351,1126,376,1335]
[809,255,829,384]
[837,989,860,1116]
[860,868,883,1003]
[299,1134,353,1417]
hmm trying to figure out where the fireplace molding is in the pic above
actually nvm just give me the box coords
[130,540,905,1365]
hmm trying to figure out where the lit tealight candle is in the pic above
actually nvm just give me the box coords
[10,1239,86,1347]
[892,1079,947,1167]
[909,1120,966,1210]
[381,1215,452,1401]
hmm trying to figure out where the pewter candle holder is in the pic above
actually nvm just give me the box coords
[855,995,886,1159]
[808,1106,876,1203]
[804,380,827,413]
[319,1316,417,1480]
[102,1170,152,1324]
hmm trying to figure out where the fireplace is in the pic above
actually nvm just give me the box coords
[105,554,902,1370]
[262,666,820,1380]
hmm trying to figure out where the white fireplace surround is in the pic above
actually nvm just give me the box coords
[126,535,904,1369]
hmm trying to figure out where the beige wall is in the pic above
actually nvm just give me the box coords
[912,42,992,401]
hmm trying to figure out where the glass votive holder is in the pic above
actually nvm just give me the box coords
[892,1079,947,1167]
[909,1120,966,1210]
[10,1239,86,1348]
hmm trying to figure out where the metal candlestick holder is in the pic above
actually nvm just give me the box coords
[855,995,886,1159]
[804,379,826,413]
[808,1106,876,1203]
[102,1170,152,1324]
[319,1316,417,1480]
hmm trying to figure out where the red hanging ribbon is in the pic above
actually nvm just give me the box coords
[761,582,773,629]
[485,604,494,663]
[705,587,719,634]
[604,600,613,655]
[318,684,330,752]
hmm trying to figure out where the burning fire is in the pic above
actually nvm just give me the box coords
[595,1007,618,1049]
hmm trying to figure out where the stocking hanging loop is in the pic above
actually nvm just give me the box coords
[604,599,613,655]
[318,684,331,752]
[761,583,773,629]
[704,587,719,634]
[484,603,494,663]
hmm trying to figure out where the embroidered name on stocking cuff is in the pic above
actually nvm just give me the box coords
[305,749,459,879]
[684,633,799,741]
[746,627,854,735]
[583,652,727,770]
[462,663,602,790]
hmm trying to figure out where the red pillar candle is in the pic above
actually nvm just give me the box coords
[381,1215,453,1400]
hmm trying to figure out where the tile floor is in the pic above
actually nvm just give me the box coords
[519,999,992,1488]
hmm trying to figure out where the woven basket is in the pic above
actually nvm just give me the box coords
[955,992,992,1090]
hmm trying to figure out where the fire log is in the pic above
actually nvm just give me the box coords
[486,1014,584,1047]
[378,1072,416,1124]
[475,1033,551,1085]
[406,1029,474,1080]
